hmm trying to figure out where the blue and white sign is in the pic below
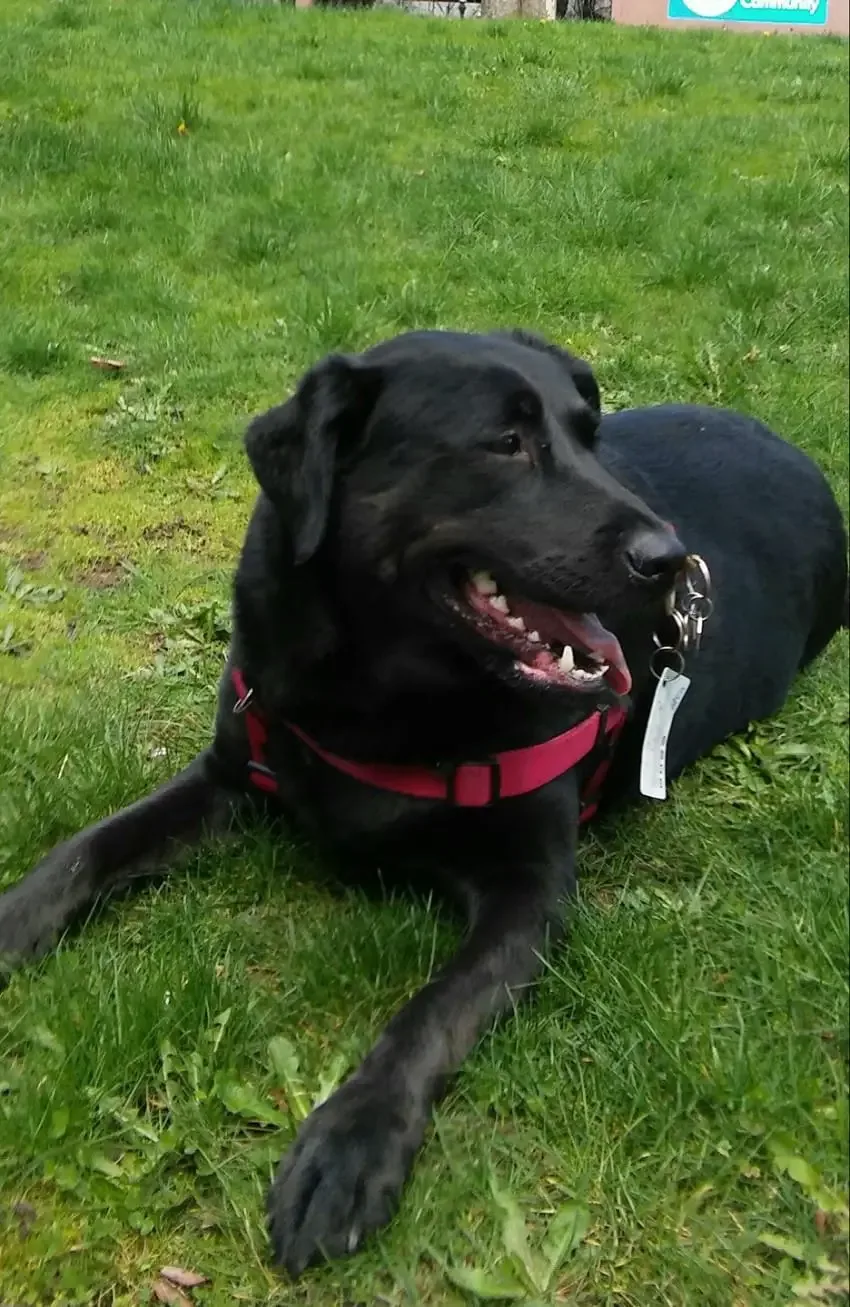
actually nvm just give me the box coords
[668,0,828,23]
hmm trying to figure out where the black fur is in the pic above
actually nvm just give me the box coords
[0,329,846,1277]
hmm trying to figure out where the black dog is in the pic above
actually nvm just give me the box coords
[0,329,846,1277]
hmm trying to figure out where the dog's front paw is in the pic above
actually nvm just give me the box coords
[267,1077,424,1278]
[0,880,58,979]
[0,847,89,979]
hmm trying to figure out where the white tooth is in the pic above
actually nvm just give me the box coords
[572,665,603,681]
[471,570,498,596]
[490,594,509,614]
[528,630,541,643]
[559,645,575,672]
[506,616,526,631]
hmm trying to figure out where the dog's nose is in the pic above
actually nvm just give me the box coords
[624,527,687,586]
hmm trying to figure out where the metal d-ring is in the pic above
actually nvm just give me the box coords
[684,553,711,598]
[233,687,254,715]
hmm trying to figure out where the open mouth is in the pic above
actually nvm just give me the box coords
[453,569,632,696]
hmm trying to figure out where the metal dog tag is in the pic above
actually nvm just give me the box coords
[639,667,690,801]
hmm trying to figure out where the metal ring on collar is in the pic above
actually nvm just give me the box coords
[684,554,711,595]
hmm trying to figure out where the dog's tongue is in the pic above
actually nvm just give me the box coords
[508,599,633,696]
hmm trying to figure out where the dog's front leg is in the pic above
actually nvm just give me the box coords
[0,749,244,976]
[267,830,576,1278]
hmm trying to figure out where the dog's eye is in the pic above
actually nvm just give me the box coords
[484,431,524,458]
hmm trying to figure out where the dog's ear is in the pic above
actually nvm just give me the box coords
[245,354,381,564]
[502,328,602,422]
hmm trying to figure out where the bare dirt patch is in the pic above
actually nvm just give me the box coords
[75,557,128,590]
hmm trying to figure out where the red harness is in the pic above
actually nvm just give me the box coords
[231,667,626,822]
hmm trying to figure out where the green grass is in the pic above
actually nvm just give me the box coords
[0,1,848,1303]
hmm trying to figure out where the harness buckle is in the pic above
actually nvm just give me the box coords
[440,757,502,806]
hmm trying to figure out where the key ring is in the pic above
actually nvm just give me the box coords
[652,553,713,674]
[650,642,686,680]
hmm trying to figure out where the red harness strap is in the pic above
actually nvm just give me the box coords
[231,667,625,819]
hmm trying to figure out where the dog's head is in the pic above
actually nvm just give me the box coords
[245,329,684,701]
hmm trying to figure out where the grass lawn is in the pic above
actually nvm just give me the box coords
[0,1,848,1303]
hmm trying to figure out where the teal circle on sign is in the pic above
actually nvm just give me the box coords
[667,0,828,20]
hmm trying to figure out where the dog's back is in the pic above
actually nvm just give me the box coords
[596,404,847,778]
